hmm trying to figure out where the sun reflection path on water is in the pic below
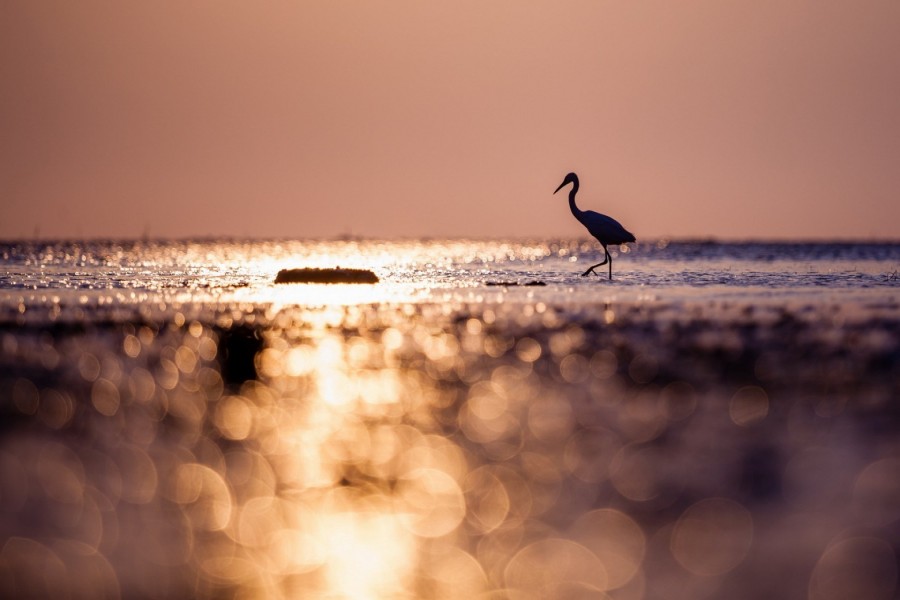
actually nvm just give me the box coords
[209,304,660,599]
[3,238,898,313]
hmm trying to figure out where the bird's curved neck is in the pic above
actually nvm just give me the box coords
[567,181,582,219]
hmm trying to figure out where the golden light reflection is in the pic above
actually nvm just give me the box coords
[1,285,899,599]
[670,498,754,577]
[808,536,897,600]
[504,538,608,596]
[571,509,646,590]
[729,386,769,427]
[320,510,415,599]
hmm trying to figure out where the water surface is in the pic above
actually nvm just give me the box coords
[2,239,897,307]
[1,239,898,599]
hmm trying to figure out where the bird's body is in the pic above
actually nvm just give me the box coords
[574,209,635,245]
[554,172,635,279]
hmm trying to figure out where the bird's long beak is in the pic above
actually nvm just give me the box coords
[553,181,566,194]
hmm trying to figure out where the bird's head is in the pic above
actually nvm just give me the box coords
[554,172,579,194]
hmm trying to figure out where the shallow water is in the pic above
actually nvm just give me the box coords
[1,239,898,599]
[1,239,897,308]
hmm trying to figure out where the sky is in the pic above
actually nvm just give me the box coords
[2,1,899,240]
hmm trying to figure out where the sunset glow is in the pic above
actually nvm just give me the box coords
[2,1,899,240]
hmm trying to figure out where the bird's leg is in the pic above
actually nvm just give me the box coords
[581,249,609,277]
[607,248,613,280]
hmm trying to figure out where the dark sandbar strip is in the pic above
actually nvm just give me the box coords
[274,268,379,284]
[484,280,547,286]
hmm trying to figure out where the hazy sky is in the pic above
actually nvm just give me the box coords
[2,1,898,240]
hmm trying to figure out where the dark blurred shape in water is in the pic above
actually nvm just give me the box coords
[738,444,782,502]
[216,325,260,386]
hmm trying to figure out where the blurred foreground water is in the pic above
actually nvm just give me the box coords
[1,239,899,599]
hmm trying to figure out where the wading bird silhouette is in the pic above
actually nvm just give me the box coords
[554,172,636,280]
